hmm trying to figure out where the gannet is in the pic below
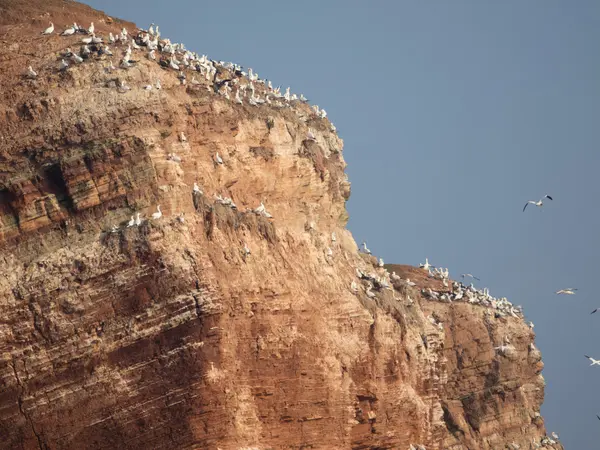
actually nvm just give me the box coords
[59,59,69,71]
[148,24,155,35]
[331,232,337,242]
[523,195,553,212]
[214,152,223,165]
[243,243,251,256]
[177,213,185,223]
[326,247,333,257]
[152,205,162,220]
[362,242,371,254]
[169,58,180,70]
[193,183,202,194]
[585,355,600,366]
[127,216,135,227]
[168,153,181,163]
[88,22,94,35]
[419,258,432,270]
[180,132,187,142]
[148,49,156,60]
[461,273,480,281]
[155,79,161,90]
[556,288,577,295]
[92,35,103,44]
[144,84,152,90]
[351,281,358,293]
[81,35,93,44]
[405,279,416,287]
[118,80,130,92]
[26,66,37,79]
[104,46,113,56]
[109,32,115,43]
[135,213,142,226]
[110,225,119,233]
[131,39,140,50]
[551,432,559,441]
[42,23,54,35]
[61,26,76,36]
[378,258,384,267]
[307,129,316,140]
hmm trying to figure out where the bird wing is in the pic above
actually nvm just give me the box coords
[474,276,481,281]
[545,195,553,200]
[585,355,592,359]
[523,202,530,212]
[591,309,598,314]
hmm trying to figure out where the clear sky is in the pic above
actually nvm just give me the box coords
[83,1,600,447]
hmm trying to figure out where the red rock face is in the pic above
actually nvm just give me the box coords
[0,1,562,449]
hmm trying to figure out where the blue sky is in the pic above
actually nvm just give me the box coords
[83,1,600,447]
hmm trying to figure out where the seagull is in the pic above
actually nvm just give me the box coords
[135,213,142,226]
[214,152,223,165]
[523,195,553,212]
[127,216,135,227]
[461,273,481,281]
[556,288,577,295]
[585,355,600,366]
[151,205,162,220]
[362,242,371,255]
[26,66,37,79]
[42,23,54,35]
[61,26,76,36]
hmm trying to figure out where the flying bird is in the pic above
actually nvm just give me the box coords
[556,288,577,295]
[585,355,600,366]
[523,195,553,212]
[461,273,480,281]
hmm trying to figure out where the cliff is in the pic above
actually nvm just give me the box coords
[0,1,562,449]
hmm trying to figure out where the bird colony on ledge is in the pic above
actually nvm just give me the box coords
[34,21,335,130]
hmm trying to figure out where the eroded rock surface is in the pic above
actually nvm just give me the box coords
[0,1,562,449]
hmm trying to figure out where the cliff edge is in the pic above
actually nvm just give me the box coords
[0,1,562,449]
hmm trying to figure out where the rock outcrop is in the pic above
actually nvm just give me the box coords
[0,1,562,449]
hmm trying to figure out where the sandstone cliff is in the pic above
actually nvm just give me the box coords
[0,1,563,449]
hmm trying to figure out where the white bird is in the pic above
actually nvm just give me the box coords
[193,183,202,195]
[104,46,113,56]
[118,80,131,92]
[155,79,162,90]
[144,84,153,90]
[88,22,94,35]
[405,279,416,287]
[42,23,54,35]
[551,432,559,441]
[109,32,115,43]
[151,205,162,220]
[331,232,337,242]
[168,153,182,163]
[110,225,119,233]
[419,258,432,270]
[362,242,371,254]
[135,213,142,226]
[556,288,577,295]
[351,281,358,293]
[378,258,384,267]
[26,66,37,79]
[180,131,187,142]
[59,59,69,71]
[131,39,140,50]
[177,213,185,223]
[127,216,135,227]
[307,129,316,140]
[71,53,84,64]
[81,35,93,45]
[61,26,76,36]
[148,49,156,60]
[214,152,223,165]
[242,242,251,256]
[326,247,333,257]
[461,273,480,281]
[169,58,180,70]
[585,355,600,366]
[523,194,553,212]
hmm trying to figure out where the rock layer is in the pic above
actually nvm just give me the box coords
[0,1,562,449]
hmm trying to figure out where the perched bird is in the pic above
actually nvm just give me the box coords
[127,216,135,227]
[59,59,69,71]
[242,243,251,256]
[585,355,600,366]
[193,183,202,195]
[461,273,480,281]
[378,258,384,267]
[151,205,162,220]
[307,129,316,140]
[88,22,95,35]
[148,49,156,60]
[331,232,337,242]
[61,26,76,36]
[556,288,577,295]
[135,213,142,226]
[523,194,553,212]
[214,152,223,165]
[144,84,153,90]
[551,432,559,441]
[155,79,162,90]
[42,23,54,35]
[26,66,37,79]
[362,242,371,254]
[177,213,185,223]
[180,131,187,142]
